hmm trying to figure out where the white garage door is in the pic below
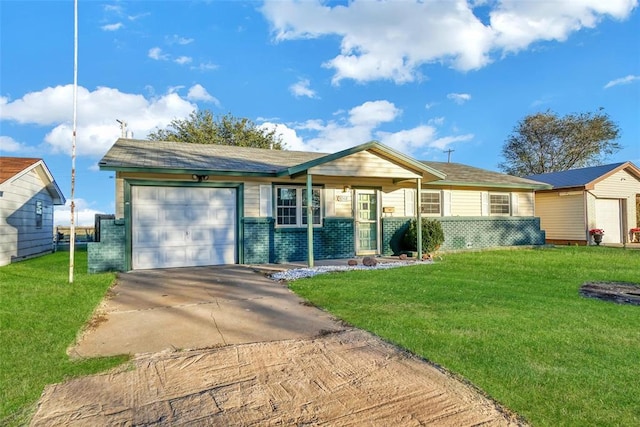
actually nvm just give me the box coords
[132,186,237,269]
[594,199,622,244]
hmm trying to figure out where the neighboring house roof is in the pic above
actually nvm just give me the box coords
[525,162,640,190]
[0,157,41,184]
[422,161,551,190]
[0,157,66,204]
[99,138,446,180]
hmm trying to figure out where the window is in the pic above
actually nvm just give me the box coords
[489,193,510,215]
[302,188,321,225]
[35,200,43,228]
[420,191,441,215]
[276,186,322,226]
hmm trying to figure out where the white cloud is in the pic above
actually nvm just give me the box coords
[103,4,123,14]
[259,122,307,151]
[191,62,219,71]
[429,117,445,126]
[262,0,637,84]
[348,100,400,126]
[186,84,220,106]
[166,34,194,45]
[604,74,640,89]
[260,100,471,156]
[290,79,318,98]
[54,198,104,226]
[175,56,193,65]
[0,136,32,153]
[101,22,123,31]
[490,0,637,52]
[148,47,169,61]
[447,93,472,104]
[0,85,196,157]
[430,134,475,150]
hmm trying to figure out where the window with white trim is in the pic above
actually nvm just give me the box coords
[275,186,322,226]
[420,191,441,215]
[35,200,43,229]
[489,193,510,215]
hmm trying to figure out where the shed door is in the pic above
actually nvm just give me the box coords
[132,186,236,269]
[594,199,622,244]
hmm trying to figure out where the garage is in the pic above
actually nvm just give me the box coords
[595,199,622,244]
[132,186,237,269]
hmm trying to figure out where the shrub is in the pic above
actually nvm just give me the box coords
[402,218,445,253]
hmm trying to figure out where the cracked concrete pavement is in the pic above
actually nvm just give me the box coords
[69,265,345,358]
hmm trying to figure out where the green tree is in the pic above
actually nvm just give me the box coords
[147,110,283,149]
[499,109,621,176]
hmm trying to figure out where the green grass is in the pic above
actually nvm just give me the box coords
[0,250,128,425]
[290,247,640,426]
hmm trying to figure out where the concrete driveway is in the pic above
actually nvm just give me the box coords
[34,264,521,426]
[70,265,345,358]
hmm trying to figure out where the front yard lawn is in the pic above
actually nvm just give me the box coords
[290,247,640,426]
[0,251,128,425]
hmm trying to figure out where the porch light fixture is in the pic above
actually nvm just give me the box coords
[192,174,209,182]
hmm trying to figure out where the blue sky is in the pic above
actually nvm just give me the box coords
[1,0,639,225]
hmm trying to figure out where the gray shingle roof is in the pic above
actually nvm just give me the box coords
[99,139,326,174]
[422,161,550,189]
[99,139,548,190]
[525,163,627,189]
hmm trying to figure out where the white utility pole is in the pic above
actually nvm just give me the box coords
[69,0,78,283]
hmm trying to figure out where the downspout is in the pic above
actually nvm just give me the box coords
[307,173,314,267]
[416,178,422,257]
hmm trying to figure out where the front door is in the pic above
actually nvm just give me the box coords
[355,190,379,255]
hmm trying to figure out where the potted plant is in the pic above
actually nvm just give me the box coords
[589,228,605,245]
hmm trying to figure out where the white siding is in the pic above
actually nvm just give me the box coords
[453,191,483,216]
[518,192,535,216]
[381,190,406,217]
[0,169,55,266]
[115,176,124,218]
[591,168,640,233]
[535,192,586,241]
[244,182,261,217]
[309,151,421,179]
[334,188,353,217]
[592,169,640,198]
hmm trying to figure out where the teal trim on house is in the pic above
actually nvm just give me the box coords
[242,216,354,264]
[382,216,546,255]
[437,217,545,250]
[87,219,127,273]
[426,180,550,190]
[100,165,274,178]
[381,217,412,256]
[242,217,274,264]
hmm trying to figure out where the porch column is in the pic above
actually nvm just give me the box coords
[416,178,422,257]
[306,173,314,267]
